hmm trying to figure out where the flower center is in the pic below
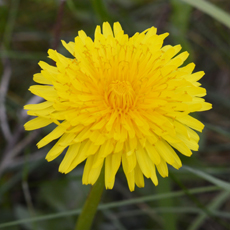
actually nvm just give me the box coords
[107,80,135,111]
[111,80,132,96]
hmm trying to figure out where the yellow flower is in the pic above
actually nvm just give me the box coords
[24,22,212,191]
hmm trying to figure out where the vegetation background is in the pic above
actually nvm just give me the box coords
[0,0,230,229]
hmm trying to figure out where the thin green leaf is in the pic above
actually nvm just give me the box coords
[0,185,220,228]
[0,50,47,60]
[3,0,20,49]
[90,0,112,23]
[102,210,128,230]
[205,123,230,139]
[188,191,230,230]
[184,166,230,191]
[117,207,230,219]
[180,0,230,29]
[170,0,193,63]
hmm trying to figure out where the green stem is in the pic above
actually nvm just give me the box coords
[156,176,177,230]
[75,167,105,230]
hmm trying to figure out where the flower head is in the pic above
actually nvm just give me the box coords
[24,22,211,191]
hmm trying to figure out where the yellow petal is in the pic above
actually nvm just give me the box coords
[27,107,55,117]
[135,145,151,178]
[113,22,123,36]
[149,163,158,185]
[45,141,67,162]
[29,85,57,101]
[105,151,122,189]
[102,22,113,38]
[122,154,135,192]
[134,163,145,188]
[145,141,161,164]
[154,140,175,165]
[65,142,88,172]
[179,115,204,132]
[38,61,58,74]
[59,143,81,173]
[24,101,52,111]
[156,159,168,178]
[126,151,136,173]
[37,125,66,148]
[24,117,52,131]
[82,154,104,185]
[170,141,193,157]
[61,40,75,55]
[33,73,52,85]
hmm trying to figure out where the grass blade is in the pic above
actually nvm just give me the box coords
[188,191,230,230]
[183,166,230,191]
[181,0,230,29]
[0,185,220,228]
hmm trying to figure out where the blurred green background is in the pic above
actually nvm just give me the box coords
[1,0,230,229]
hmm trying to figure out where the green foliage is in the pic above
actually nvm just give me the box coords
[181,0,230,29]
[170,0,193,63]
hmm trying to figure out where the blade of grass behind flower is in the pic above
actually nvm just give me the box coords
[3,0,20,49]
[170,0,193,63]
[183,166,230,191]
[205,123,230,139]
[180,0,230,29]
[170,172,230,229]
[66,0,91,21]
[0,50,48,60]
[117,207,230,219]
[102,210,128,230]
[188,190,230,230]
[206,90,230,110]
[0,159,42,200]
[90,0,113,23]
[0,185,220,228]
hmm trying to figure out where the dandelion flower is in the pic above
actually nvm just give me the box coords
[24,22,212,191]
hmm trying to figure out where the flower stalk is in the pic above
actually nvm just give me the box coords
[75,167,105,230]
